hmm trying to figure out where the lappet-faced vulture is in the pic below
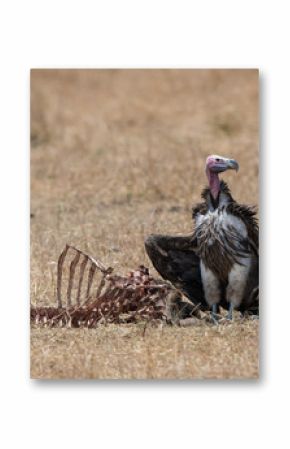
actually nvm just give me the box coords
[145,155,259,321]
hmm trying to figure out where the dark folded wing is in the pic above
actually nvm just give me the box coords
[144,233,208,309]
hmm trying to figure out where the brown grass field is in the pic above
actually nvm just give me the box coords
[30,69,259,379]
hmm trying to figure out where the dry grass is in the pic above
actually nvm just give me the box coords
[30,69,259,379]
[31,321,259,379]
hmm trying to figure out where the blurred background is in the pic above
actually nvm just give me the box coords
[31,69,259,307]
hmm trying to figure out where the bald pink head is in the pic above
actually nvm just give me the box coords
[205,155,239,199]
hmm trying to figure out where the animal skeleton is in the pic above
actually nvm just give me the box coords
[31,245,199,328]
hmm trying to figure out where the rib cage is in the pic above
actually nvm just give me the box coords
[56,244,113,309]
[31,245,193,328]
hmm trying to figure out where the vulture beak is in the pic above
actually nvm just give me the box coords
[226,158,239,172]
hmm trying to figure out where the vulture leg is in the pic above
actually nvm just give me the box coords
[211,304,220,324]
[226,259,252,320]
[200,260,224,322]
[144,234,208,310]
[227,303,234,320]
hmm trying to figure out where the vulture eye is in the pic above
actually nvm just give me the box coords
[215,158,221,162]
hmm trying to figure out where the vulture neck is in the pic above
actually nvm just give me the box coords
[206,168,220,200]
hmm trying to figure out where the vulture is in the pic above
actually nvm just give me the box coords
[144,154,259,321]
